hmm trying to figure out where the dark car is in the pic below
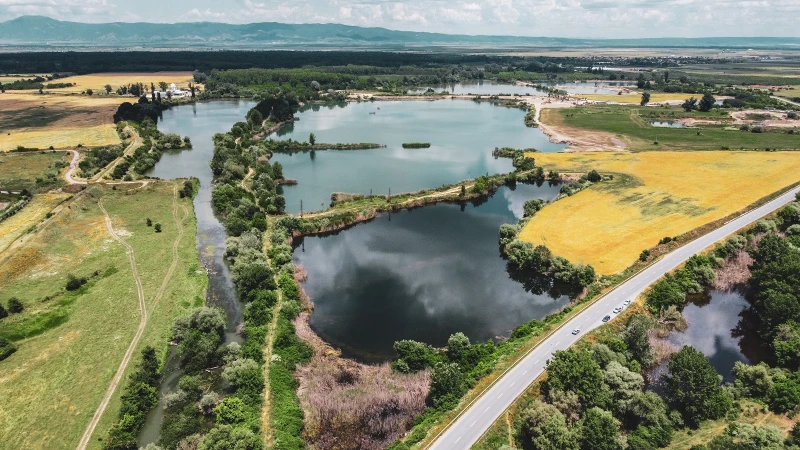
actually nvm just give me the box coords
[602,315,611,323]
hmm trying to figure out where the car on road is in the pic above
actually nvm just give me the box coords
[613,307,623,314]
[571,328,580,335]
[623,299,632,306]
[602,315,611,322]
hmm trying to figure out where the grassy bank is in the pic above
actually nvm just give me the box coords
[0,182,206,450]
[520,151,800,274]
[0,151,70,191]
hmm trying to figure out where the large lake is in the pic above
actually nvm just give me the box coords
[293,181,579,361]
[406,81,548,96]
[272,100,565,213]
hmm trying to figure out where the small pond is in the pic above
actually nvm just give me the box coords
[272,100,565,214]
[293,181,580,361]
[650,290,767,385]
[651,121,686,128]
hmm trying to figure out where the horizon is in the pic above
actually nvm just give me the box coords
[1,0,799,39]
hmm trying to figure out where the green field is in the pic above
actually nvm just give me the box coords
[0,182,206,450]
[546,105,800,151]
[0,151,69,191]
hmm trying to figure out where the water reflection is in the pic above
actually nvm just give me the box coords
[293,182,579,361]
[272,100,566,214]
[406,81,548,96]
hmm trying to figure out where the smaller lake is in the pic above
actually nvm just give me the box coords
[293,182,579,361]
[651,290,767,384]
[555,81,635,95]
[651,121,686,128]
[406,81,548,96]
[272,100,565,214]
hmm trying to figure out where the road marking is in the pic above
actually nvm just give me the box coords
[455,437,461,444]
[510,381,516,387]
[523,370,528,375]
[484,406,490,412]
[470,420,476,428]
[498,392,503,398]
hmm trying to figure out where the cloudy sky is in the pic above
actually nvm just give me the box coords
[0,0,797,38]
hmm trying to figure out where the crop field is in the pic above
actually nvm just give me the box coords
[0,151,70,191]
[542,105,800,151]
[46,72,194,93]
[519,151,800,275]
[0,93,121,150]
[0,193,70,255]
[581,92,699,104]
[0,182,206,450]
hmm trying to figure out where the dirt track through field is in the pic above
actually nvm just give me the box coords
[76,199,148,450]
[76,188,184,450]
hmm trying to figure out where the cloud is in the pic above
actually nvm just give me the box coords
[1,0,798,37]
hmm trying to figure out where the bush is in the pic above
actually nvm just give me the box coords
[587,170,602,182]
[0,337,17,361]
[65,274,87,291]
[7,297,23,314]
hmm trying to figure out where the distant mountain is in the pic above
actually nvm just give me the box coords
[1,15,798,49]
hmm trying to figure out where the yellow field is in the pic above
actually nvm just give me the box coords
[0,193,70,255]
[0,93,121,150]
[581,93,696,103]
[519,151,800,275]
[46,72,193,93]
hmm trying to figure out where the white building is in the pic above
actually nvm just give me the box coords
[157,83,191,99]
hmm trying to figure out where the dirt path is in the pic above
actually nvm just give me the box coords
[64,150,87,185]
[93,126,141,182]
[241,167,255,193]
[76,199,148,450]
[260,287,283,446]
[147,186,186,316]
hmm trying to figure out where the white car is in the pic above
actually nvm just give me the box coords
[623,299,632,306]
[571,328,580,335]
[613,307,623,314]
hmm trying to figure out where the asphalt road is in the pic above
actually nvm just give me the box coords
[428,184,800,450]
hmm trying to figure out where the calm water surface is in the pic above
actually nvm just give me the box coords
[139,100,256,446]
[651,121,686,128]
[293,182,579,361]
[272,100,565,213]
[555,81,634,95]
[406,81,548,96]
[651,290,766,385]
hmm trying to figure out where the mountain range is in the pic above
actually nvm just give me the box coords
[1,15,799,49]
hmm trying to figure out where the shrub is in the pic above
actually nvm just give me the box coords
[65,274,87,291]
[7,297,23,314]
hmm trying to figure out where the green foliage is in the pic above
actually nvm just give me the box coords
[748,234,800,346]
[640,92,651,106]
[523,198,546,218]
[544,349,611,409]
[213,397,250,426]
[222,358,264,406]
[392,339,441,373]
[172,307,226,373]
[428,362,466,408]
[768,370,800,414]
[578,407,622,450]
[516,400,579,450]
[698,92,716,112]
[0,337,17,361]
[198,424,263,450]
[774,322,800,369]
[103,347,161,450]
[7,297,23,314]
[663,346,731,427]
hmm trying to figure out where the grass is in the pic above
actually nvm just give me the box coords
[774,87,800,100]
[0,151,70,191]
[0,93,122,151]
[0,193,70,255]
[519,151,800,275]
[544,105,800,151]
[45,72,194,94]
[581,92,696,104]
[0,182,206,450]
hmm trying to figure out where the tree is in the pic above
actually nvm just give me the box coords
[428,362,465,407]
[774,322,800,369]
[624,314,655,366]
[7,297,23,314]
[637,74,646,89]
[309,133,316,145]
[198,425,262,450]
[645,276,686,312]
[698,92,716,112]
[663,71,669,83]
[213,397,249,425]
[146,218,152,226]
[681,97,698,112]
[446,332,470,361]
[767,371,800,413]
[105,84,113,94]
[587,170,602,182]
[604,361,644,416]
[159,81,169,91]
[544,349,610,409]
[154,223,162,233]
[517,400,579,450]
[0,302,7,319]
[663,346,731,426]
[640,92,651,106]
[579,407,622,450]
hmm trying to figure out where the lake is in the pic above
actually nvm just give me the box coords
[271,100,565,213]
[651,121,686,128]
[293,181,579,361]
[555,81,634,95]
[406,81,548,96]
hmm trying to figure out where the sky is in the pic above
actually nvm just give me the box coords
[0,0,798,38]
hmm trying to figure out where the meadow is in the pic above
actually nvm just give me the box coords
[0,182,206,450]
[542,105,800,151]
[0,151,69,191]
[0,193,70,255]
[0,93,121,150]
[581,92,696,104]
[519,151,800,275]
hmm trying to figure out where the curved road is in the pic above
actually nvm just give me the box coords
[64,150,87,185]
[428,184,800,450]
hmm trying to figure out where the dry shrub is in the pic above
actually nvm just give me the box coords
[294,264,308,282]
[648,329,678,364]
[713,247,754,291]
[294,313,430,450]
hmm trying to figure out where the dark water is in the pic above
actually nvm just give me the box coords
[138,100,256,446]
[652,290,766,384]
[406,81,549,96]
[293,182,579,361]
[271,100,565,213]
